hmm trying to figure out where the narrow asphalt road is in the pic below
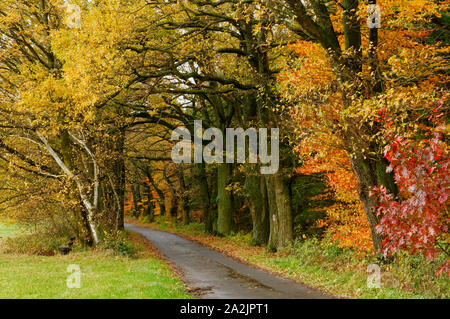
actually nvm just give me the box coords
[125,223,331,299]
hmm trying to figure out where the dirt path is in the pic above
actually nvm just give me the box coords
[125,223,332,299]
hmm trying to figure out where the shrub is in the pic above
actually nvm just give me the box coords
[2,233,65,256]
[392,251,450,298]
[180,222,207,233]
[99,231,136,257]
[289,236,449,298]
[141,215,153,223]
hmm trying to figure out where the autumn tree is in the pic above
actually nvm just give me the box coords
[277,0,447,252]
[0,0,148,242]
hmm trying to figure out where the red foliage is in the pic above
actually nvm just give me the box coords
[372,124,449,275]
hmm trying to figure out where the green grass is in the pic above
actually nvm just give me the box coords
[0,222,193,299]
[247,241,449,299]
[257,242,449,299]
[262,255,419,299]
[0,251,193,299]
[0,223,24,239]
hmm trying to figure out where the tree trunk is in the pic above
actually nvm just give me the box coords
[266,173,293,251]
[159,200,166,217]
[58,131,99,244]
[181,203,190,225]
[143,182,154,222]
[349,153,397,252]
[245,173,270,245]
[99,129,126,232]
[170,195,178,226]
[197,163,214,233]
[131,183,141,218]
[217,162,233,236]
[146,167,166,217]
[77,205,94,247]
[179,168,191,226]
[114,129,126,231]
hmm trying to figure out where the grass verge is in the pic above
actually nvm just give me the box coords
[0,223,193,299]
[0,222,24,239]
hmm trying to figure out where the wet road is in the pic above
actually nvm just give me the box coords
[125,223,331,299]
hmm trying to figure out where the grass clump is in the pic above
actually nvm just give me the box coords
[99,231,137,257]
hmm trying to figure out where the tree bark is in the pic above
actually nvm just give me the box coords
[60,131,96,245]
[179,168,191,226]
[146,167,166,217]
[170,195,178,226]
[349,153,397,252]
[245,173,270,245]
[181,202,190,225]
[143,182,155,222]
[197,163,214,233]
[99,128,126,232]
[217,162,233,236]
[266,173,293,251]
[131,183,141,218]
[114,128,126,231]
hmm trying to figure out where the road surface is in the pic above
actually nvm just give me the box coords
[125,223,332,299]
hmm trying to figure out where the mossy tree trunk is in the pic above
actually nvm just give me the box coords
[197,163,214,233]
[131,183,141,218]
[180,169,191,226]
[143,182,154,222]
[349,153,397,252]
[170,195,178,226]
[217,162,233,236]
[245,173,270,246]
[266,173,293,251]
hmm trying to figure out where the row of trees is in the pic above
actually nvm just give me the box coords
[0,1,448,267]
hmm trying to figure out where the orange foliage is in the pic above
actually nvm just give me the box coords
[281,0,448,253]
[295,131,373,252]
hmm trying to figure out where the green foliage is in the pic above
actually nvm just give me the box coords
[153,216,171,229]
[175,222,205,234]
[290,174,331,238]
[225,231,253,247]
[141,215,153,224]
[99,231,136,257]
